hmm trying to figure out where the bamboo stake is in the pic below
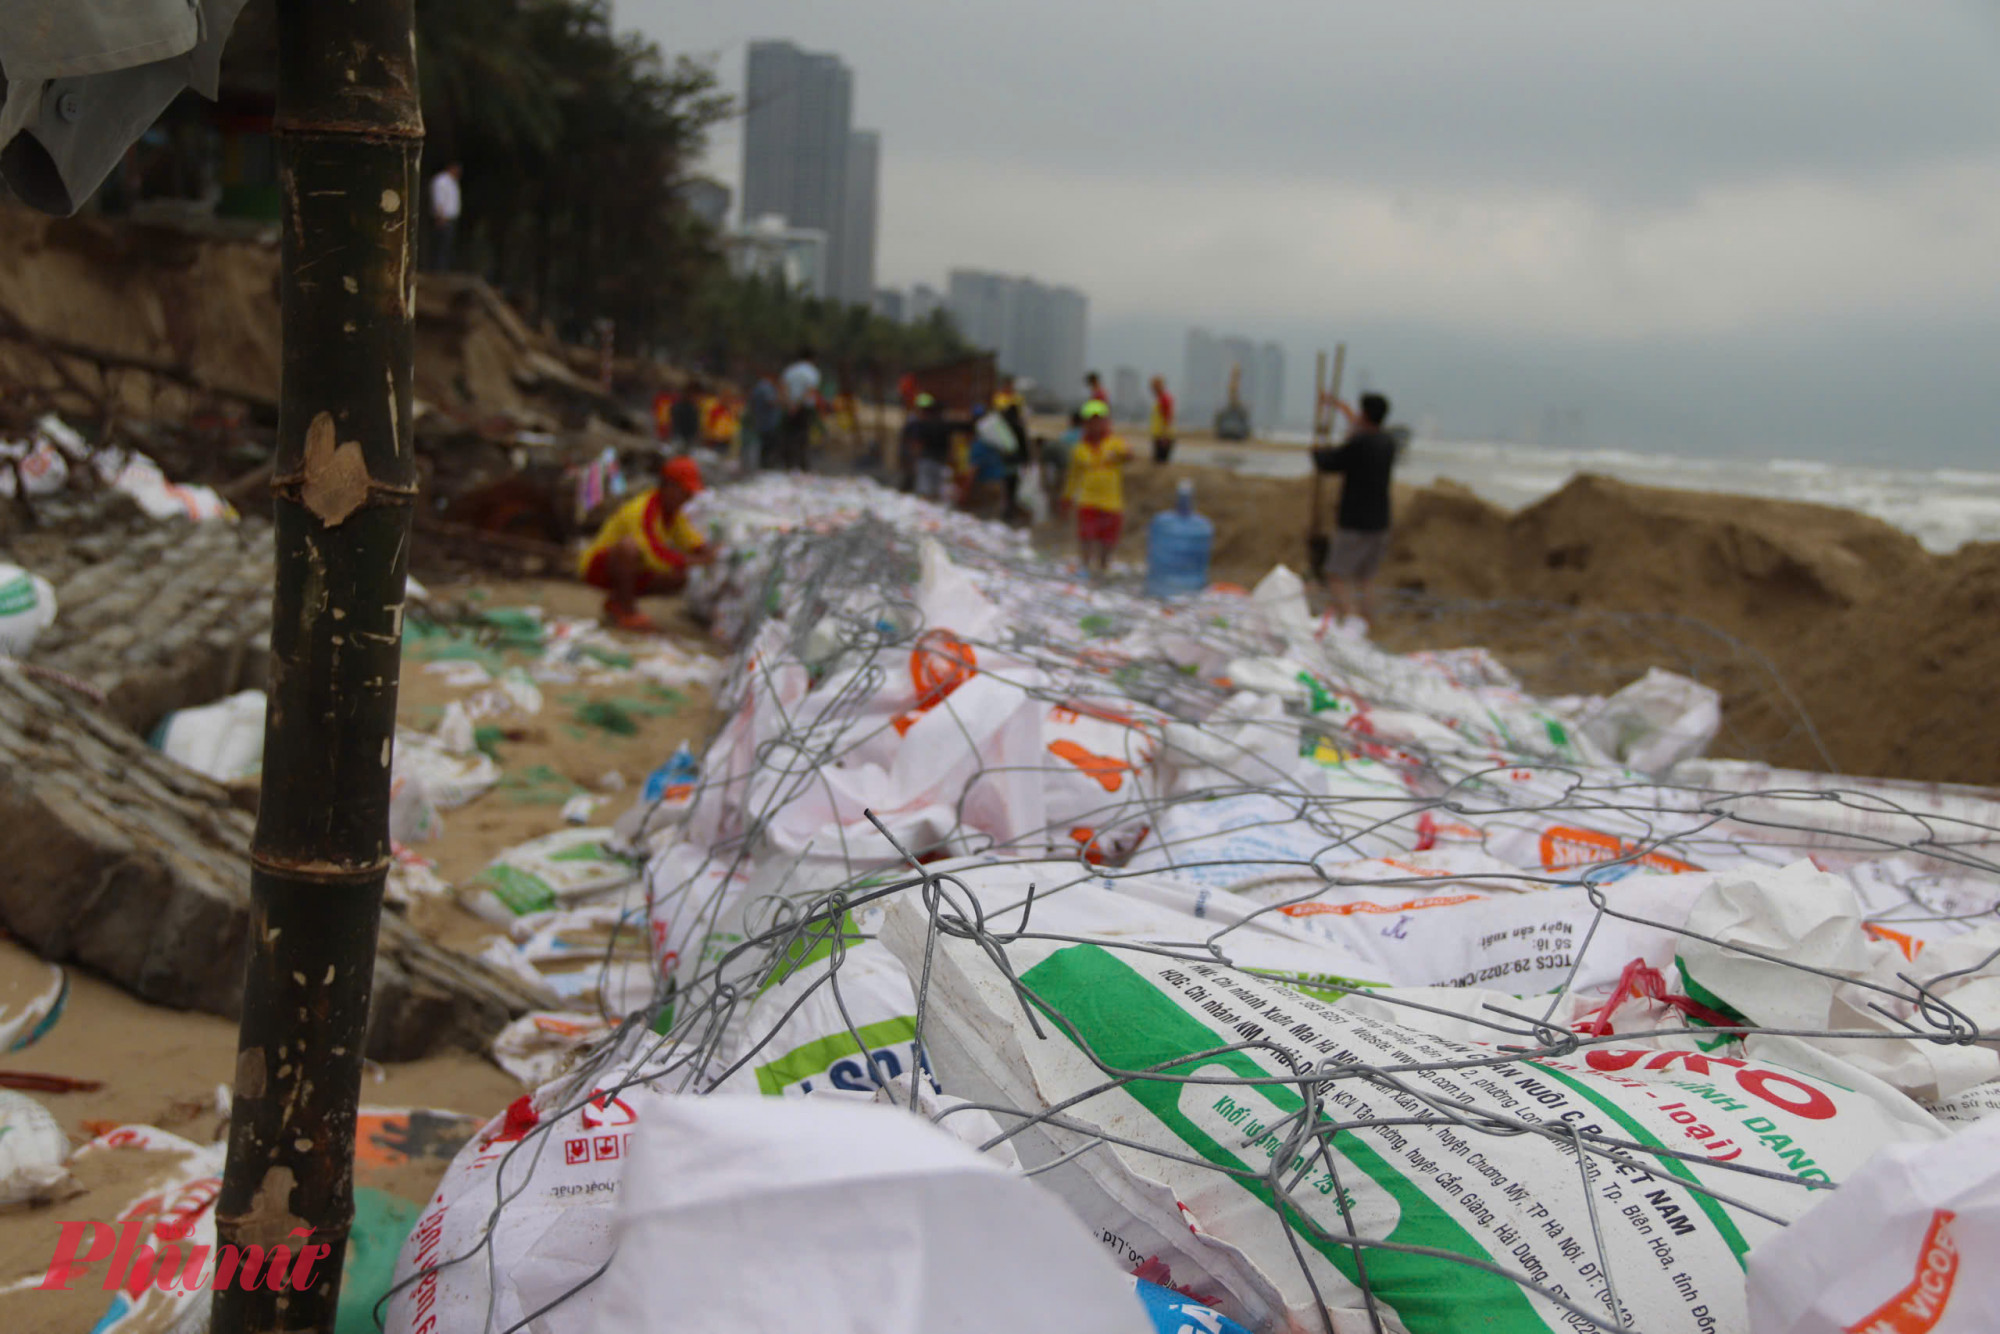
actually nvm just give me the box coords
[211,0,422,1329]
[1308,349,1328,552]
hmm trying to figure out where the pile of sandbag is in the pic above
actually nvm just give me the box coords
[386,474,2000,1334]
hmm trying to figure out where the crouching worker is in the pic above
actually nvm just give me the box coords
[578,456,714,632]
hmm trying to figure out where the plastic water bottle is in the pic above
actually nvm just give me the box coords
[1146,480,1213,599]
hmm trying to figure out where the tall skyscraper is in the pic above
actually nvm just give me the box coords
[947,270,1089,406]
[839,131,880,306]
[1257,341,1286,431]
[1112,367,1143,421]
[741,41,879,305]
[1183,328,1224,425]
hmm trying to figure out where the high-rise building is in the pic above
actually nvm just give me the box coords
[946,269,1089,407]
[873,288,905,322]
[839,131,880,307]
[907,283,944,325]
[1257,341,1286,431]
[1183,328,1224,425]
[741,41,879,306]
[1112,366,1143,421]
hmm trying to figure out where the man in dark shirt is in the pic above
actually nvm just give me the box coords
[1311,391,1398,627]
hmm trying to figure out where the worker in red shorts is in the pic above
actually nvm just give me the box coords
[1062,400,1131,575]
[577,456,714,631]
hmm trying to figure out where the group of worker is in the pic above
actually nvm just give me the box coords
[582,361,1401,636]
[651,348,846,475]
[1047,370,1401,624]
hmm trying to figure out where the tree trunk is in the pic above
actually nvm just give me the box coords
[211,0,422,1329]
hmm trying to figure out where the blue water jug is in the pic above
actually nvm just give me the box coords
[1146,480,1213,599]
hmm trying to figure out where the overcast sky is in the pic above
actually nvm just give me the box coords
[626,1,2000,463]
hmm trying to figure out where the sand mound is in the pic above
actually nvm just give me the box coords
[1109,464,1994,786]
[1386,473,1931,645]
[1773,542,2000,784]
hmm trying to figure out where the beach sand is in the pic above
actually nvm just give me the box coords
[0,577,719,1330]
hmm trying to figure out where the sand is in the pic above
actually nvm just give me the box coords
[1040,458,1999,787]
[0,576,721,1329]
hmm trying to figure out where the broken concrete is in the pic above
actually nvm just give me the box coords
[0,661,555,1060]
[25,515,274,733]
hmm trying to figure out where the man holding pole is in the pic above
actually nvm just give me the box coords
[1312,390,1398,632]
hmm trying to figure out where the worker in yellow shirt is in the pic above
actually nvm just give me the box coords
[577,456,714,631]
[1062,400,1131,574]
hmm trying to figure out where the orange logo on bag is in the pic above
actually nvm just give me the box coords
[1846,1210,1959,1334]
[1280,894,1483,917]
[1538,825,1700,875]
[892,630,978,735]
[1865,923,1926,962]
[1049,739,1133,792]
[1069,824,1149,866]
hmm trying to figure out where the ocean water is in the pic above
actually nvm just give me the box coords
[1173,435,2000,554]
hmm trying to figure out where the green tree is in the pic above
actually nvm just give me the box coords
[416,0,729,346]
[672,270,975,395]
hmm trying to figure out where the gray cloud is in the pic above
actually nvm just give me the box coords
[627,0,2000,461]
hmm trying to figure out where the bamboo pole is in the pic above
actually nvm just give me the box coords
[211,0,422,1329]
[1308,349,1328,556]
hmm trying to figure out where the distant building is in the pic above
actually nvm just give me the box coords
[1183,328,1224,425]
[1112,366,1143,421]
[724,214,829,297]
[839,131,880,308]
[908,283,944,324]
[1183,327,1285,432]
[873,288,905,322]
[677,177,731,229]
[741,40,880,306]
[947,269,1088,409]
[1256,341,1286,432]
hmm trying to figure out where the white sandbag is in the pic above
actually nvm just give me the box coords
[909,857,1383,996]
[1580,668,1722,774]
[1748,1110,2000,1334]
[1017,461,1051,524]
[0,564,57,657]
[103,450,233,522]
[1124,866,1717,997]
[39,1125,228,1332]
[1931,1079,2000,1127]
[392,727,500,811]
[0,942,67,1052]
[387,767,443,846]
[384,848,451,908]
[1677,862,2000,1101]
[386,1057,667,1334]
[0,1090,70,1205]
[492,1011,618,1086]
[1125,780,1409,894]
[465,828,642,924]
[489,902,655,1015]
[0,434,70,497]
[155,689,267,782]
[587,1094,1150,1334]
[882,888,1945,1334]
[711,932,924,1098]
